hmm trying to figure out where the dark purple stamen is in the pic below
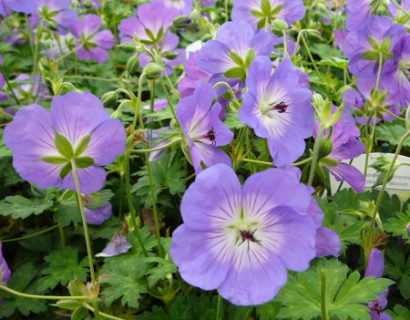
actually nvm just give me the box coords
[239,229,261,244]
[273,101,289,113]
[206,127,216,146]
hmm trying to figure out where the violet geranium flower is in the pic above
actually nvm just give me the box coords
[343,16,406,78]
[85,202,112,225]
[4,92,126,194]
[198,20,275,85]
[178,52,211,98]
[365,248,392,320]
[239,56,314,166]
[153,0,192,16]
[0,0,36,16]
[177,81,234,173]
[171,164,320,305]
[95,234,132,258]
[118,3,178,45]
[70,14,114,63]
[0,242,10,285]
[232,0,305,29]
[315,108,365,193]
[31,0,79,32]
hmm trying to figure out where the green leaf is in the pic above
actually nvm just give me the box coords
[60,161,72,178]
[75,156,94,168]
[55,132,74,158]
[368,36,380,50]
[257,18,268,29]
[0,195,53,219]
[37,247,89,291]
[270,4,283,16]
[384,247,410,300]
[74,134,91,156]
[40,155,68,164]
[362,50,379,60]
[0,263,48,318]
[244,49,256,68]
[277,259,395,320]
[84,189,114,210]
[384,209,410,243]
[100,256,148,308]
[380,37,392,54]
[386,304,410,320]
[224,67,245,79]
[250,9,264,18]
[71,306,88,320]
[261,0,271,15]
[229,50,245,66]
[376,120,410,147]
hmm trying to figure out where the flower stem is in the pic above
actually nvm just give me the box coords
[216,295,223,320]
[70,160,101,320]
[213,81,240,106]
[132,138,182,153]
[1,224,59,242]
[370,130,410,228]
[0,284,88,301]
[0,65,21,106]
[83,303,126,320]
[241,158,273,167]
[320,269,330,320]
[308,128,324,186]
[391,0,410,15]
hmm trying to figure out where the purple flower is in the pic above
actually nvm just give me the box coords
[85,202,112,225]
[153,0,192,16]
[334,30,348,49]
[345,0,371,31]
[198,20,275,84]
[171,164,320,305]
[239,56,314,166]
[177,81,234,173]
[315,108,365,193]
[0,242,11,284]
[232,0,305,29]
[374,34,410,106]
[365,249,392,320]
[4,92,126,194]
[178,52,211,98]
[13,74,49,101]
[343,16,406,78]
[343,87,400,124]
[0,0,36,16]
[31,0,79,32]
[118,3,178,45]
[70,14,114,63]
[95,234,132,257]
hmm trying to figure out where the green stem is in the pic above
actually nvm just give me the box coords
[83,303,126,320]
[213,81,240,106]
[64,75,123,83]
[144,80,164,256]
[283,30,289,57]
[320,270,330,320]
[293,157,313,166]
[379,106,406,121]
[58,224,66,250]
[391,0,410,15]
[124,153,148,257]
[1,225,59,242]
[216,295,223,320]
[0,284,88,301]
[0,65,21,106]
[374,53,384,92]
[371,131,410,227]
[224,0,229,22]
[132,139,181,153]
[241,158,273,167]
[301,33,326,90]
[159,77,179,125]
[308,128,324,186]
[70,160,101,320]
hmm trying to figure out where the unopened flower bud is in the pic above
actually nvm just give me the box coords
[144,62,164,80]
